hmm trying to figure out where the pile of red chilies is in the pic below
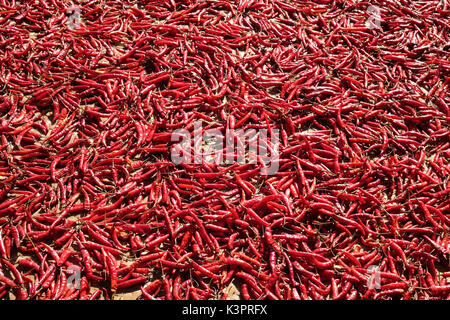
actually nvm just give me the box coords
[0,0,449,300]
